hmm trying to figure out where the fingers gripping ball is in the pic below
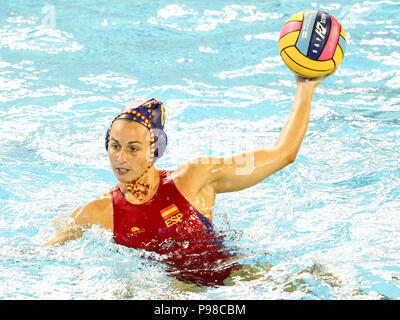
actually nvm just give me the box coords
[278,10,347,78]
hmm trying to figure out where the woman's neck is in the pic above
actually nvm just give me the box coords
[119,165,160,201]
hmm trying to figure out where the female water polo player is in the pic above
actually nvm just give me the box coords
[45,74,328,286]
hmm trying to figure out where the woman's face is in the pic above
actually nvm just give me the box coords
[107,120,152,183]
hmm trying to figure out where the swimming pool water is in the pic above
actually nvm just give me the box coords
[1,0,400,299]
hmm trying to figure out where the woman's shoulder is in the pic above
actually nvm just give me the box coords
[163,159,214,196]
[72,193,113,231]
[96,192,114,217]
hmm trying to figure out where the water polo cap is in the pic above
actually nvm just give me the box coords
[105,98,168,163]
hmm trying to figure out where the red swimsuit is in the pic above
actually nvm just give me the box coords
[111,169,238,286]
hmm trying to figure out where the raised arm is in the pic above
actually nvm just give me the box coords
[273,75,323,160]
[188,75,325,194]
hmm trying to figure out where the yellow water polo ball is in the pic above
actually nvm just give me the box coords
[278,9,347,78]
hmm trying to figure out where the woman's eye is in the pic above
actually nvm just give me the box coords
[130,147,138,152]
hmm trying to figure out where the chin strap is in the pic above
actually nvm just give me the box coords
[126,163,153,201]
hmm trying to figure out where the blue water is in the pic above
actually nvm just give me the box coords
[1,0,400,299]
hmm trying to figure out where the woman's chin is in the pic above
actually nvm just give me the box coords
[114,170,134,182]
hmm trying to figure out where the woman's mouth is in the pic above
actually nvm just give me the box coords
[116,168,130,175]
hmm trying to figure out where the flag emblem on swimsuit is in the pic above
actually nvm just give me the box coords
[160,204,183,227]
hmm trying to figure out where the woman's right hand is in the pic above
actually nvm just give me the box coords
[294,69,336,89]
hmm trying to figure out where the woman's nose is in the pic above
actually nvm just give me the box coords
[117,148,128,163]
